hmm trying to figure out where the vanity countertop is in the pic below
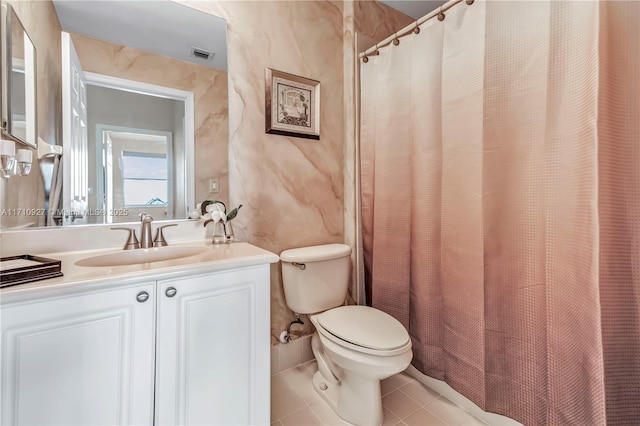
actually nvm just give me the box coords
[1,241,279,299]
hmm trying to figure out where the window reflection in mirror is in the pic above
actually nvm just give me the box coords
[122,151,168,208]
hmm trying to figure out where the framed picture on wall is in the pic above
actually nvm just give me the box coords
[265,68,320,140]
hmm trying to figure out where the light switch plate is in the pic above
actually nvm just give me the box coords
[209,179,219,193]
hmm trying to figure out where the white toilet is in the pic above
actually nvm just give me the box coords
[280,244,413,426]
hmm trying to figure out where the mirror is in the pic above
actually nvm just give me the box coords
[1,2,37,148]
[0,0,229,228]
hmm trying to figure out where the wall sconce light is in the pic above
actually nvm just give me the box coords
[0,140,34,178]
[1,139,16,178]
[16,149,32,176]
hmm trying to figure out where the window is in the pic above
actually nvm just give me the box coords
[122,151,168,206]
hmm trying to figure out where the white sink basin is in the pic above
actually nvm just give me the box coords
[75,246,205,267]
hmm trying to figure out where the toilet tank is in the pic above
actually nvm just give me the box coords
[280,244,352,314]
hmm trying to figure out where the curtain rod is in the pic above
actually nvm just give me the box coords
[360,0,471,61]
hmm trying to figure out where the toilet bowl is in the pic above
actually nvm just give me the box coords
[280,244,413,426]
[310,306,412,425]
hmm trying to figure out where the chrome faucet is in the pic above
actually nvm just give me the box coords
[139,212,154,249]
[112,213,177,250]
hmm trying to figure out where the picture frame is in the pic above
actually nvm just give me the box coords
[265,68,320,140]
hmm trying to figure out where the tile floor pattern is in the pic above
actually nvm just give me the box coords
[271,361,488,426]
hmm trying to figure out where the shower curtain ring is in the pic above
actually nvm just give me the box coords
[373,43,380,56]
[392,34,400,46]
[413,22,421,34]
[466,0,474,4]
[362,55,369,63]
[437,7,445,21]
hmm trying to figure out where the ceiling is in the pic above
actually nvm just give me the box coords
[379,0,448,20]
[52,0,227,71]
[50,1,451,71]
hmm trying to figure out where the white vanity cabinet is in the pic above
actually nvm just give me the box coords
[0,282,157,425]
[155,266,270,425]
[1,263,271,426]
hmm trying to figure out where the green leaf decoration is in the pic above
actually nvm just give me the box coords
[226,204,243,221]
[203,219,213,228]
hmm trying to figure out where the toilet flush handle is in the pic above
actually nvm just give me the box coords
[292,262,306,270]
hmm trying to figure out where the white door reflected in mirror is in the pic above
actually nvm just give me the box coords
[61,31,88,225]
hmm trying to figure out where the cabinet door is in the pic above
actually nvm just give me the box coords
[1,283,156,425]
[156,266,270,425]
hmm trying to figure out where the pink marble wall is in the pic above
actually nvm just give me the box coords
[354,0,414,39]
[70,33,229,208]
[1,0,62,229]
[179,0,412,344]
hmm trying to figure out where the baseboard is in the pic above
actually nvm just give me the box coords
[271,335,314,375]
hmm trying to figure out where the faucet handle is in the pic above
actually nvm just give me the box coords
[111,227,141,250]
[153,224,178,247]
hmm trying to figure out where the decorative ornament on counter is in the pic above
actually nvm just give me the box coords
[190,200,243,244]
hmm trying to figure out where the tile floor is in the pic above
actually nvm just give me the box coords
[271,361,488,426]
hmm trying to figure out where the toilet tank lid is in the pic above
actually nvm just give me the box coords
[280,244,351,263]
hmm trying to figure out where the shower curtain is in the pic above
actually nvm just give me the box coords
[360,1,639,425]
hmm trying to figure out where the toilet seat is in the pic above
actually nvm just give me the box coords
[313,306,411,357]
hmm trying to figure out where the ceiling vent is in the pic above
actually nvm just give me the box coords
[190,47,214,61]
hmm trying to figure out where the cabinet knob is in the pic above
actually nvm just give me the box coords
[165,287,177,298]
[136,291,149,303]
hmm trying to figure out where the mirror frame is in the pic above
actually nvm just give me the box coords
[1,2,37,148]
